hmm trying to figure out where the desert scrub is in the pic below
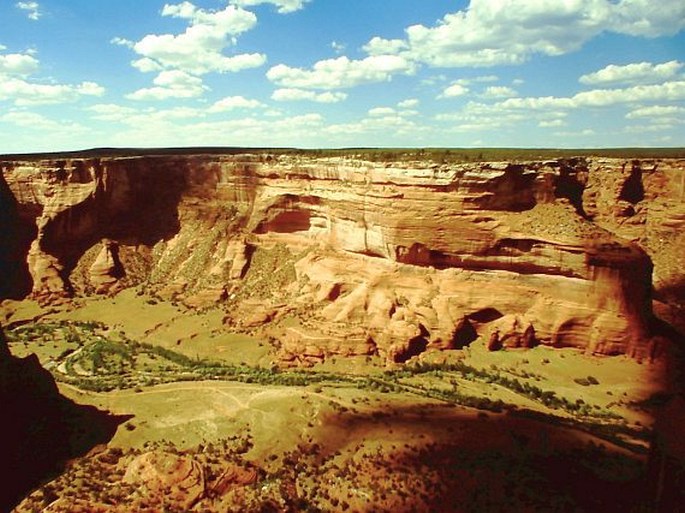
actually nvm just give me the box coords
[238,243,301,300]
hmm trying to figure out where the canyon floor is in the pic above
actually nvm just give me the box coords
[2,150,683,512]
[2,290,668,512]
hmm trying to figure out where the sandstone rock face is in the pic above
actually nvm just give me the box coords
[2,154,682,361]
[123,451,205,510]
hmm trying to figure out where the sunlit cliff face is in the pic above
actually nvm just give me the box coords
[2,154,682,364]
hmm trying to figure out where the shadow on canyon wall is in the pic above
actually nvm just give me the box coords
[0,157,189,299]
[40,157,189,295]
[0,170,35,298]
[0,328,129,513]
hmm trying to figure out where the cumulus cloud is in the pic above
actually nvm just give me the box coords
[363,0,685,69]
[538,119,566,127]
[267,55,415,90]
[0,78,104,105]
[0,48,105,105]
[0,51,39,76]
[434,101,527,131]
[579,60,684,85]
[439,83,469,98]
[110,37,134,48]
[120,2,266,76]
[498,80,685,110]
[229,0,310,14]
[93,110,327,149]
[363,37,409,56]
[324,114,424,137]
[1,111,59,129]
[126,70,207,100]
[397,98,419,108]
[88,103,140,121]
[368,107,396,117]
[625,105,685,118]
[16,2,41,20]
[482,85,518,98]
[271,88,347,103]
[209,95,265,111]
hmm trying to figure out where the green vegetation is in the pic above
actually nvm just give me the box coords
[574,375,601,386]
[7,320,644,456]
[7,322,621,424]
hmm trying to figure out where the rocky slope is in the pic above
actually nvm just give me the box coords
[1,154,683,362]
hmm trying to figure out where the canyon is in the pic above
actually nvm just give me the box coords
[1,150,684,512]
[1,153,683,362]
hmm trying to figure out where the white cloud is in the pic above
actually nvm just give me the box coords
[331,41,346,55]
[482,85,517,98]
[0,52,39,76]
[89,103,139,121]
[0,47,104,106]
[579,60,684,85]
[363,37,409,56]
[361,0,685,69]
[398,98,419,108]
[434,101,527,131]
[267,55,415,90]
[538,119,566,127]
[96,111,327,148]
[439,83,469,98]
[368,107,396,117]
[271,88,347,103]
[498,80,685,110]
[325,114,425,137]
[573,81,685,106]
[2,110,59,129]
[126,70,207,100]
[89,104,206,124]
[110,37,134,48]
[229,0,310,14]
[16,1,41,20]
[78,82,106,96]
[0,78,104,105]
[626,105,685,118]
[131,58,163,73]
[120,3,266,75]
[553,128,596,137]
[209,95,265,111]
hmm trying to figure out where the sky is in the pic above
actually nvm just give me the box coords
[0,0,684,152]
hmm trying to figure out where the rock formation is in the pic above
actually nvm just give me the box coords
[1,153,683,362]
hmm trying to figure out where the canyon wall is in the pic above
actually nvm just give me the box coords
[1,154,683,362]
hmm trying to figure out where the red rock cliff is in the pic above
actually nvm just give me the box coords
[2,154,681,361]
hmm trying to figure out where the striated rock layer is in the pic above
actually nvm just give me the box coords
[2,154,683,361]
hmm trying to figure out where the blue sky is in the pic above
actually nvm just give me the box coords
[0,0,683,152]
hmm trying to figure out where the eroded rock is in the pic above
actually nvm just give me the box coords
[2,154,681,361]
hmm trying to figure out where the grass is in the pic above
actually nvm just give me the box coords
[4,304,660,512]
[6,318,647,457]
